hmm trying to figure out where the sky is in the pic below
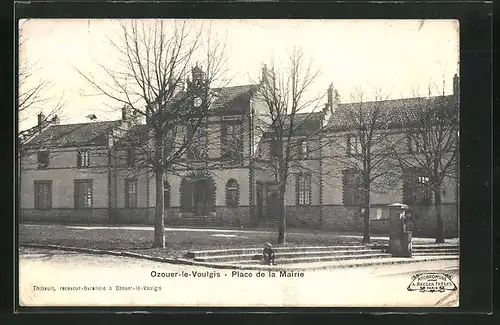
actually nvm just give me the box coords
[18,19,459,131]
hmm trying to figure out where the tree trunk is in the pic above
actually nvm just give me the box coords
[434,187,445,243]
[277,184,286,244]
[153,130,165,248]
[362,179,371,244]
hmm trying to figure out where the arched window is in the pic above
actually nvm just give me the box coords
[163,180,170,208]
[225,179,239,208]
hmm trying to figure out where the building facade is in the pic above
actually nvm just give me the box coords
[19,70,459,238]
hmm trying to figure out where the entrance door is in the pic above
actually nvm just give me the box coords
[193,179,211,216]
[266,191,280,219]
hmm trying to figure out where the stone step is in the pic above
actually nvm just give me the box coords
[195,249,387,263]
[411,251,459,256]
[230,253,393,265]
[286,255,459,270]
[412,248,458,253]
[186,245,374,258]
[412,244,459,249]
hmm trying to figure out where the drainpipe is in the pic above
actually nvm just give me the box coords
[249,101,255,227]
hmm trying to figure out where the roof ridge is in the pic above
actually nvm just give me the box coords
[49,119,122,127]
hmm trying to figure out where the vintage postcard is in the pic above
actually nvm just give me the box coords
[17,19,459,307]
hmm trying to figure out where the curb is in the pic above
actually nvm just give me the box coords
[20,243,459,271]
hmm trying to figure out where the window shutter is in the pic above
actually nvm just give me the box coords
[346,135,351,155]
[124,179,129,208]
[180,179,193,212]
[295,173,300,206]
[74,181,80,208]
[220,124,227,158]
[308,173,312,205]
[47,182,52,209]
[34,183,39,209]
[77,151,82,168]
[164,182,170,208]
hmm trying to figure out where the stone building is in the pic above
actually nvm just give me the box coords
[19,68,459,237]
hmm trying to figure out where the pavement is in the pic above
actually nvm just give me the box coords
[19,223,459,271]
[20,223,460,244]
[19,247,459,307]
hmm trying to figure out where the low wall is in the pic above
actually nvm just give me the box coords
[284,206,322,228]
[321,205,363,232]
[320,204,458,238]
[410,204,458,238]
[20,208,109,224]
[216,206,252,227]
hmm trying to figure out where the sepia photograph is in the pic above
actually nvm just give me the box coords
[17,19,460,307]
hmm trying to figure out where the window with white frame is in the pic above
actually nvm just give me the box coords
[347,134,362,156]
[403,168,432,205]
[74,179,93,208]
[77,150,90,168]
[296,172,312,206]
[163,180,170,208]
[125,178,138,208]
[126,147,135,166]
[225,179,239,207]
[37,151,50,169]
[221,123,243,160]
[407,137,422,153]
[342,169,365,206]
[299,139,308,158]
[34,180,52,209]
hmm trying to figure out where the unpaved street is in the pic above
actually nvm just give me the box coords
[19,247,459,307]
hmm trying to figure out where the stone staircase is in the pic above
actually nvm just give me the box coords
[411,244,459,256]
[185,243,459,266]
[186,245,391,265]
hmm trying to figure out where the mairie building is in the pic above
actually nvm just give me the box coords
[19,68,459,238]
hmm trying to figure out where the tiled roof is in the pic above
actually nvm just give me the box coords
[115,124,150,146]
[25,120,121,148]
[211,84,259,115]
[284,112,324,133]
[263,111,325,137]
[327,95,456,130]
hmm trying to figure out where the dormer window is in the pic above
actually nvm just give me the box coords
[194,97,202,108]
[126,147,135,166]
[270,139,280,158]
[37,151,49,169]
[299,139,308,158]
[407,137,422,154]
[347,134,361,156]
[77,150,90,168]
[221,123,243,160]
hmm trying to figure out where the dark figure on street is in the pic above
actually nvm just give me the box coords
[262,242,276,265]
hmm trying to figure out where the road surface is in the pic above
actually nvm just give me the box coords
[19,247,459,307]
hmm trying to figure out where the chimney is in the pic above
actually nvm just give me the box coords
[37,112,45,127]
[51,115,60,124]
[145,105,151,125]
[323,103,330,114]
[121,105,127,121]
[453,73,459,96]
[327,83,333,108]
[261,64,268,85]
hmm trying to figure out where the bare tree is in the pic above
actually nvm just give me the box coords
[253,48,326,244]
[325,87,400,244]
[394,80,459,243]
[76,20,227,248]
[18,20,65,131]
